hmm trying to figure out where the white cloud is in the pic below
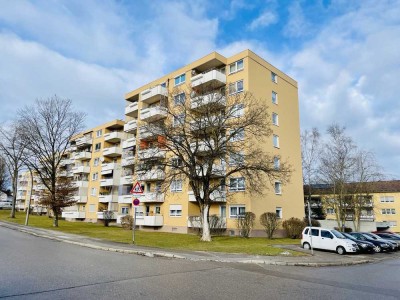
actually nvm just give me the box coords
[283,2,310,38]
[248,11,278,30]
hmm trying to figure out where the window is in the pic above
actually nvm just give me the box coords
[380,196,394,203]
[229,152,244,166]
[121,207,129,214]
[89,204,96,213]
[271,72,278,83]
[272,113,279,126]
[272,91,278,104]
[174,74,186,86]
[229,59,244,74]
[274,181,282,194]
[169,204,182,217]
[220,205,226,218]
[389,221,397,227]
[382,208,396,215]
[326,208,335,214]
[92,172,98,181]
[276,207,282,219]
[230,128,244,142]
[96,129,102,137]
[321,230,333,239]
[311,228,319,236]
[91,188,97,196]
[173,114,185,127]
[171,157,183,168]
[170,179,183,192]
[174,93,185,105]
[95,143,101,152]
[93,158,100,167]
[229,80,244,95]
[229,177,245,191]
[273,135,279,148]
[273,157,280,170]
[229,205,245,218]
[231,103,244,117]
[155,206,161,214]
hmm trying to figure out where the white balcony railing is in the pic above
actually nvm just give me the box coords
[196,164,226,177]
[139,125,163,140]
[124,119,138,133]
[104,132,125,143]
[120,175,133,185]
[97,211,117,219]
[62,211,86,219]
[187,215,226,228]
[72,165,91,174]
[121,157,135,167]
[100,178,115,187]
[75,136,93,147]
[138,192,165,203]
[140,106,168,122]
[99,194,113,203]
[191,70,226,89]
[72,180,89,188]
[125,101,139,116]
[122,137,136,149]
[135,214,164,226]
[118,195,132,204]
[188,190,226,202]
[101,163,118,175]
[191,93,226,110]
[72,196,88,203]
[138,148,166,160]
[140,85,167,104]
[74,152,92,160]
[137,170,165,181]
[103,146,122,157]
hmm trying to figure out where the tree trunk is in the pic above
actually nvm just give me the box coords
[53,211,59,227]
[10,168,18,218]
[200,204,211,242]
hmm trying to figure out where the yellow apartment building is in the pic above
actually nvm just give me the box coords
[305,181,400,232]
[123,49,304,236]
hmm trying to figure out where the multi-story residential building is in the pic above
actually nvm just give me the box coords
[123,49,304,236]
[15,171,47,213]
[304,181,400,232]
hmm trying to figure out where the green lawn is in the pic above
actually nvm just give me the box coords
[0,211,304,256]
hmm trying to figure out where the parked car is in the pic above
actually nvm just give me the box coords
[0,202,12,210]
[364,232,399,251]
[348,232,392,253]
[342,232,375,253]
[375,233,400,247]
[301,227,358,255]
[373,231,400,239]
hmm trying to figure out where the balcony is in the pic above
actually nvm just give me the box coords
[72,165,90,174]
[138,192,165,203]
[99,194,113,203]
[191,70,226,89]
[97,211,117,219]
[191,92,226,110]
[75,136,93,148]
[124,119,138,133]
[103,146,122,157]
[104,132,125,143]
[139,125,163,141]
[120,175,133,185]
[101,163,118,175]
[121,157,135,167]
[196,164,226,177]
[140,106,168,123]
[73,196,88,203]
[135,214,163,226]
[62,211,86,219]
[138,148,166,160]
[122,137,136,149]
[74,151,91,160]
[16,194,26,200]
[125,101,139,117]
[100,178,115,187]
[190,115,221,132]
[118,195,132,204]
[72,180,89,188]
[140,85,167,104]
[58,170,68,177]
[188,190,226,202]
[190,140,214,154]
[137,170,165,181]
[60,159,73,167]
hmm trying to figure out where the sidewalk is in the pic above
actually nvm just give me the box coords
[1,221,393,267]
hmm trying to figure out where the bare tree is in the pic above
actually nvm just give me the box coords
[301,128,322,220]
[319,125,358,230]
[18,96,85,226]
[141,83,292,241]
[260,212,280,239]
[0,122,27,218]
[0,154,10,194]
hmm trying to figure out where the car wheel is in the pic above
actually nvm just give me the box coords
[336,246,346,255]
[374,245,382,253]
[303,242,311,250]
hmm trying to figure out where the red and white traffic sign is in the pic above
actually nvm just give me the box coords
[130,181,143,194]
[132,198,140,206]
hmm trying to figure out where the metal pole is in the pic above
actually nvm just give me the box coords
[308,200,314,255]
[132,206,136,244]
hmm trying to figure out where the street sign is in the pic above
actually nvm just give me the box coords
[130,181,143,194]
[133,198,140,206]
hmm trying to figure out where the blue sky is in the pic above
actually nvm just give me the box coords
[0,0,400,178]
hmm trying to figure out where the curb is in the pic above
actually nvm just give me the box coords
[0,222,376,267]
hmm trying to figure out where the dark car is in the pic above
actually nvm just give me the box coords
[348,232,391,253]
[342,233,375,253]
[361,232,398,252]
[375,233,400,247]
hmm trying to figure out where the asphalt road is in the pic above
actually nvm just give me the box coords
[1,226,400,300]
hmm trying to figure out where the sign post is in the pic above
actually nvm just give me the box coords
[130,182,143,244]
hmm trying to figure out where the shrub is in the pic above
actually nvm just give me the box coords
[121,215,133,230]
[237,212,256,238]
[260,212,280,239]
[303,218,321,227]
[282,217,305,239]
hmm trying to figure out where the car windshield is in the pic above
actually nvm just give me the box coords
[331,230,345,239]
[368,233,382,239]
[343,233,354,240]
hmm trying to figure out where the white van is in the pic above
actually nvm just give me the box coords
[301,227,358,255]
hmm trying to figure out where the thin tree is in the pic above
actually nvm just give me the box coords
[319,124,357,230]
[141,83,292,241]
[18,96,85,226]
[0,154,10,194]
[0,122,27,218]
